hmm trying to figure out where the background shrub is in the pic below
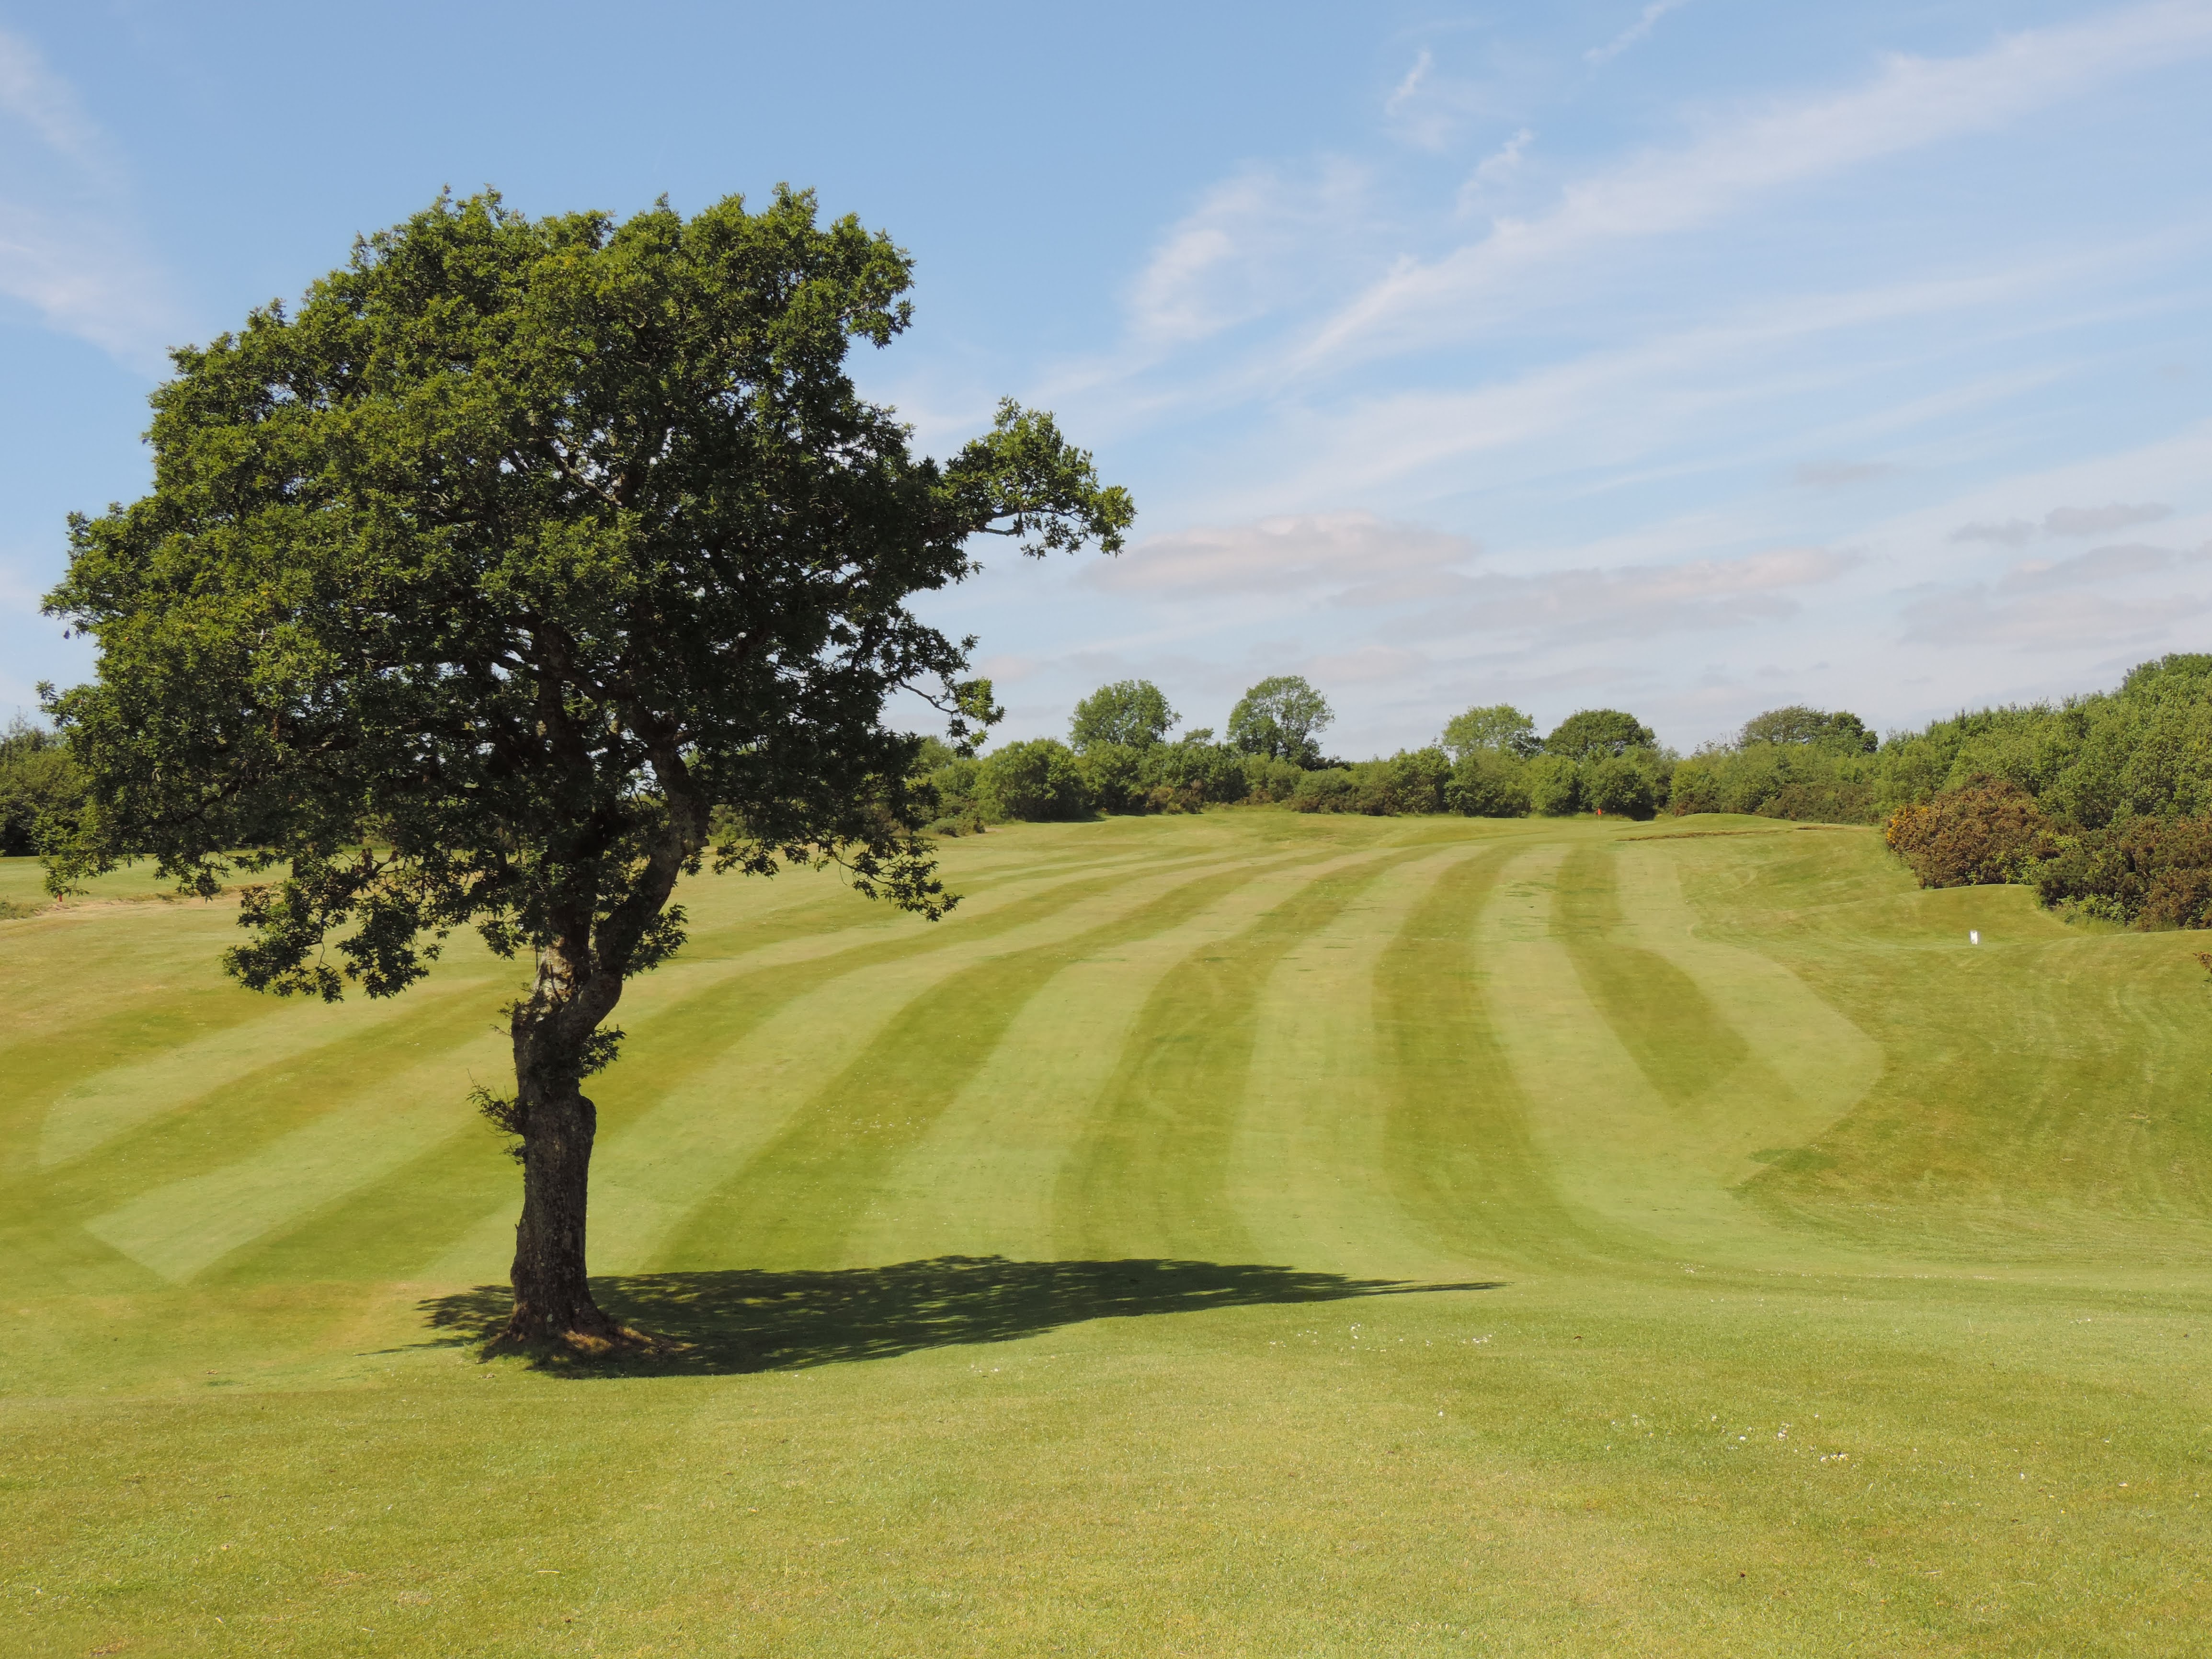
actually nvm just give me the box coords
[1884,780,2057,887]
[979,739,1089,821]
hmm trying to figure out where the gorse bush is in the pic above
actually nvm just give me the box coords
[1884,780,2059,888]
[2031,815,2212,929]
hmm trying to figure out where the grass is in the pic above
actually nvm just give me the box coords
[3,811,2209,1655]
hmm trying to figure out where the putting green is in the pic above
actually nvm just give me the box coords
[3,813,2208,1655]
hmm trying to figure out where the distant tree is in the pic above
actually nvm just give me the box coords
[1442,704,1540,761]
[1228,676,1333,765]
[1740,705,1877,753]
[980,739,1090,820]
[1527,754,1582,817]
[1070,680,1177,752]
[1446,749,1531,818]
[1584,754,1660,819]
[1544,709,1657,760]
[40,188,1129,1352]
[0,718,81,857]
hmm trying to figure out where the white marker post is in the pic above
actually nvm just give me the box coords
[1970,930,1981,945]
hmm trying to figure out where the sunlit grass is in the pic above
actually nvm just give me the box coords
[3,815,2208,1655]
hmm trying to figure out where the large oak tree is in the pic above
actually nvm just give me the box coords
[42,188,1130,1350]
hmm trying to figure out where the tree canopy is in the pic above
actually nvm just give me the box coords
[1442,704,1540,761]
[41,187,1130,1349]
[1543,708,1657,760]
[1228,676,1333,765]
[1739,705,1876,752]
[1069,679,1177,752]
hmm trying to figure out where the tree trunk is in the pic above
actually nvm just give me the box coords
[493,950,636,1352]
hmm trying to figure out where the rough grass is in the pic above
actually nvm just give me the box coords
[2,814,2208,1656]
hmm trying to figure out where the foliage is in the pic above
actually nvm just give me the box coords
[1543,708,1656,760]
[1228,675,1333,766]
[1239,752,1305,804]
[1668,740,1880,824]
[980,739,1091,821]
[1445,748,1531,818]
[1069,680,1177,752]
[39,186,1129,1343]
[1289,749,1451,816]
[1884,781,2059,888]
[1441,704,1540,761]
[1739,705,1877,752]
[2031,815,2212,929]
[1527,754,1582,817]
[0,718,81,857]
[1584,752,1662,819]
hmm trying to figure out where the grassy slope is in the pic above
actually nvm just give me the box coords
[2,814,2209,1657]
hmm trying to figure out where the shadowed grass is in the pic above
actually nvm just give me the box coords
[418,1256,1502,1375]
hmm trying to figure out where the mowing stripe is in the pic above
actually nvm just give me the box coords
[842,844,1403,1267]
[1052,849,1427,1264]
[1227,846,1483,1278]
[1374,848,1598,1270]
[428,850,1290,1281]
[36,987,455,1170]
[81,1032,509,1283]
[1611,841,1883,1144]
[171,847,1226,1287]
[656,858,1311,1272]
[1473,846,1745,1252]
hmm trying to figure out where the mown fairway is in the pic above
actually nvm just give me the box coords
[3,813,2209,1656]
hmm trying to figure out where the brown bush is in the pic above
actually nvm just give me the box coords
[1884,779,2058,887]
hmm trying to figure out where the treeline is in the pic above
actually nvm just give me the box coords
[915,675,1682,830]
[0,719,77,857]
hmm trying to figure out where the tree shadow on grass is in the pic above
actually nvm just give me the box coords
[418,1255,1503,1376]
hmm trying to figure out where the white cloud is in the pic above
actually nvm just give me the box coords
[1587,0,1690,66]
[1793,461,1897,488]
[1997,541,2209,593]
[1457,128,1534,212]
[1900,584,2211,647]
[0,25,180,368]
[1385,49,1432,117]
[1424,546,1857,643]
[1123,160,1372,347]
[1297,1,2212,371]
[1085,511,1476,600]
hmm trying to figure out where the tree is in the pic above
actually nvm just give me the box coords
[1228,676,1332,765]
[0,718,80,857]
[1447,750,1531,818]
[1069,679,1176,752]
[1527,754,1581,816]
[979,738,1090,820]
[1441,704,1540,761]
[1739,705,1876,753]
[40,188,1130,1351]
[1543,708,1656,760]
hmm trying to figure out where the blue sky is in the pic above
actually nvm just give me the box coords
[3,1,2209,756]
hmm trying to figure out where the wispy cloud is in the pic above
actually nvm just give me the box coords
[1587,0,1690,66]
[0,26,179,368]
[1123,159,1372,348]
[1950,501,2172,544]
[1085,511,1475,600]
[1297,1,2212,372]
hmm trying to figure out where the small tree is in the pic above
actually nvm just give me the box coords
[41,189,1129,1351]
[979,738,1090,821]
[1442,704,1540,761]
[1069,679,1177,752]
[1228,675,1332,765]
[1543,708,1656,759]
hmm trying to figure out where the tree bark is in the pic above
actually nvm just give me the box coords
[494,942,635,1351]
